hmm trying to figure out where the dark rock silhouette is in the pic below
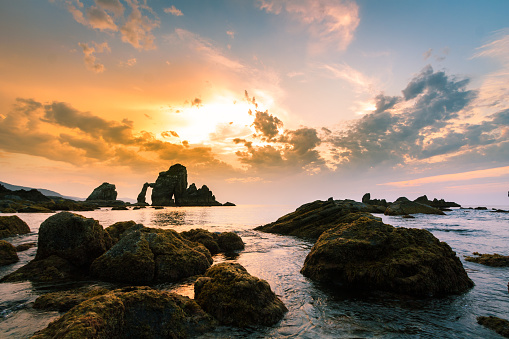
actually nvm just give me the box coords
[194,263,287,327]
[142,163,223,206]
[385,197,445,216]
[136,182,151,205]
[362,193,388,207]
[301,216,474,297]
[414,195,460,208]
[86,182,117,201]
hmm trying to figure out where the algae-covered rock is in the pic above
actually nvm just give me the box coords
[385,198,445,216]
[91,227,212,284]
[0,215,30,238]
[301,216,474,297]
[465,252,509,267]
[36,212,112,268]
[256,199,381,239]
[477,316,509,338]
[105,220,137,244]
[181,229,244,255]
[15,242,36,252]
[33,286,110,312]
[0,240,19,266]
[1,255,79,282]
[194,262,287,327]
[32,287,216,339]
[217,232,244,252]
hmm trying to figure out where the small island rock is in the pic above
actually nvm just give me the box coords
[86,182,118,201]
[194,262,287,327]
[384,197,445,216]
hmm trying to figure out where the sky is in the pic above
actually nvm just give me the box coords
[0,0,508,207]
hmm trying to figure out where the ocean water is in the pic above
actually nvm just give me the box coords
[0,204,508,338]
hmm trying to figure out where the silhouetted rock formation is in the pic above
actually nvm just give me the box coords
[256,199,382,239]
[301,216,474,297]
[143,163,223,206]
[414,195,461,208]
[86,182,117,201]
[362,193,388,207]
[385,197,445,215]
[194,263,287,327]
[136,182,151,205]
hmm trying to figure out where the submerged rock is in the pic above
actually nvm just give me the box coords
[301,216,474,297]
[0,240,19,266]
[465,252,509,267]
[91,226,212,284]
[33,286,110,312]
[385,197,445,216]
[36,212,112,268]
[86,182,118,201]
[32,286,216,339]
[477,316,509,338]
[0,215,31,239]
[256,199,381,239]
[194,262,287,327]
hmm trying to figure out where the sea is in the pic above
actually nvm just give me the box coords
[0,203,508,338]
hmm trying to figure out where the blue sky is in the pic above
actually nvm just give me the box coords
[0,0,508,206]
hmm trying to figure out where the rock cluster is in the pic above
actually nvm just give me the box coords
[384,197,445,216]
[181,228,244,255]
[194,263,287,327]
[32,287,216,339]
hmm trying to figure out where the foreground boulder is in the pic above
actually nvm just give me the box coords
[33,286,110,312]
[36,212,112,268]
[385,197,445,216]
[91,226,212,284]
[1,255,80,282]
[194,263,287,327]
[301,216,474,297]
[32,286,216,339]
[256,199,382,239]
[0,215,31,238]
[0,240,19,266]
[181,229,244,255]
[477,316,509,338]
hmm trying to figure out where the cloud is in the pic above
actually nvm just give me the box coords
[120,0,159,50]
[96,0,125,16]
[164,5,183,16]
[191,98,203,107]
[78,42,110,73]
[120,58,137,67]
[327,65,480,168]
[226,30,235,39]
[174,28,245,70]
[252,110,283,139]
[423,48,432,60]
[257,0,360,52]
[0,98,236,174]
[320,63,375,92]
[161,131,179,138]
[85,6,118,30]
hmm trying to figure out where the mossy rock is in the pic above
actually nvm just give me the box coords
[181,228,220,255]
[301,216,474,297]
[105,220,138,244]
[36,212,112,268]
[33,286,110,312]
[16,242,36,252]
[217,232,244,252]
[465,253,509,267]
[194,262,287,327]
[384,200,445,216]
[17,205,54,213]
[32,287,216,338]
[0,240,19,266]
[256,199,381,239]
[0,215,30,239]
[1,255,81,283]
[91,227,212,284]
[477,316,509,338]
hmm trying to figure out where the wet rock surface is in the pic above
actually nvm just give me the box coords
[0,215,31,239]
[465,252,509,267]
[0,240,19,266]
[301,216,474,297]
[194,262,287,327]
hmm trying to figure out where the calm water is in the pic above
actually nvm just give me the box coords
[0,204,508,338]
